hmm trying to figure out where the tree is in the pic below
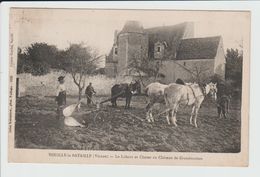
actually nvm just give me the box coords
[191,64,210,85]
[17,43,59,76]
[17,47,32,74]
[128,55,165,87]
[60,43,101,100]
[225,48,243,89]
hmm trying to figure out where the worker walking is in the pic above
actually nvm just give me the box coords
[85,82,96,105]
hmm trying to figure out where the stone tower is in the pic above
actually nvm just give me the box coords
[114,21,148,75]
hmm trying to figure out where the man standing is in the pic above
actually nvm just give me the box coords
[55,76,66,119]
[85,82,96,105]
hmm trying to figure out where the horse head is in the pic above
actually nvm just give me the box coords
[129,80,141,95]
[205,82,218,100]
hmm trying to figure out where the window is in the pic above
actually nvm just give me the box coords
[157,46,161,52]
[114,47,118,55]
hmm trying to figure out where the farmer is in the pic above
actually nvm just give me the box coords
[85,82,96,105]
[55,76,66,119]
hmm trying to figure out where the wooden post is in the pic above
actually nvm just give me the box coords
[16,78,19,98]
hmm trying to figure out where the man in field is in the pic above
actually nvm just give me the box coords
[55,76,66,119]
[216,81,231,119]
[217,95,231,119]
[85,82,96,105]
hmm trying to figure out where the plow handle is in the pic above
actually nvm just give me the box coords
[99,91,125,104]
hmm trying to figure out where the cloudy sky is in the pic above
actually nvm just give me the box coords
[16,8,249,64]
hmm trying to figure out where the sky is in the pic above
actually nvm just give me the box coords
[15,8,250,67]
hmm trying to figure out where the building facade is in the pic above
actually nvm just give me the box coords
[105,21,225,83]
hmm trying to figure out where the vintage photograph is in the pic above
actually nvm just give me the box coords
[8,8,250,166]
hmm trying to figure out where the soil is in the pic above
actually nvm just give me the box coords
[15,95,241,152]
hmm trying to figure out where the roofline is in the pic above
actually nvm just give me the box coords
[118,32,146,36]
[180,35,222,41]
[175,58,216,61]
[144,22,192,31]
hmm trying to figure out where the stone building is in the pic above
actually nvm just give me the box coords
[105,21,225,83]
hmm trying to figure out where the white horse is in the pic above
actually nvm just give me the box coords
[145,82,169,122]
[164,82,217,127]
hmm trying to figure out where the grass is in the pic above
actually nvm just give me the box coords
[15,95,241,152]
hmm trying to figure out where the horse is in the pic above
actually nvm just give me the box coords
[111,80,141,109]
[145,82,169,122]
[145,79,187,123]
[164,82,217,128]
[215,81,231,119]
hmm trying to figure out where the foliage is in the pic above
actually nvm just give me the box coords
[17,43,59,76]
[17,42,102,100]
[209,48,243,98]
[225,48,243,89]
[17,48,32,74]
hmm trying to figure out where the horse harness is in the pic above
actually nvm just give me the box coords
[186,85,206,106]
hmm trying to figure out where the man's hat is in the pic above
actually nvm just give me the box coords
[58,76,65,81]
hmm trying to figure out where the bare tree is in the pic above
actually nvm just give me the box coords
[192,64,210,84]
[128,54,164,87]
[61,43,102,100]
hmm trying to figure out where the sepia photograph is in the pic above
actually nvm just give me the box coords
[8,8,250,166]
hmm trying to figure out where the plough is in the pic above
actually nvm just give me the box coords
[85,90,125,109]
[62,91,146,127]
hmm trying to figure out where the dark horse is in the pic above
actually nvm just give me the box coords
[111,80,141,109]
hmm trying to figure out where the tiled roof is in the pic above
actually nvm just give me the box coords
[176,36,221,60]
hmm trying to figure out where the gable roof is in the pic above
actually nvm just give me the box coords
[144,22,191,59]
[176,36,221,60]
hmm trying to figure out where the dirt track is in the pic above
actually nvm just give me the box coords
[15,95,241,152]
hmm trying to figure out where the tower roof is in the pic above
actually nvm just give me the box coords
[121,21,144,33]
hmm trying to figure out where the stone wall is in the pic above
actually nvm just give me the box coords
[17,71,135,97]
